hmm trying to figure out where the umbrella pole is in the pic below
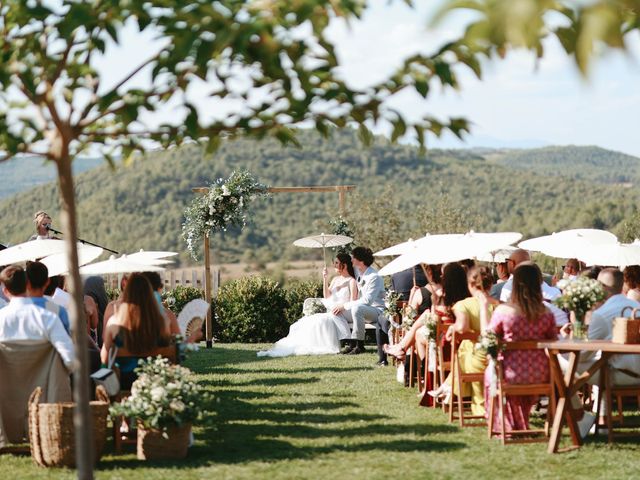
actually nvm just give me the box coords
[323,245,327,267]
[413,266,417,287]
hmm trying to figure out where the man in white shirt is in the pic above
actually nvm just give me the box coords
[0,265,75,370]
[500,249,561,302]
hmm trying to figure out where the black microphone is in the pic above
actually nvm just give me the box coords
[45,224,63,235]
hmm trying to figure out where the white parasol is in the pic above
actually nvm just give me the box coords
[378,231,522,276]
[79,255,165,275]
[127,250,179,262]
[518,228,618,259]
[293,233,353,265]
[374,238,419,257]
[475,246,518,263]
[0,239,72,265]
[576,242,640,269]
[41,245,104,277]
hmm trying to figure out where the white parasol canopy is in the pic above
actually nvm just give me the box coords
[475,246,518,263]
[79,255,165,275]
[293,233,353,265]
[374,238,419,257]
[518,228,618,259]
[41,245,104,277]
[576,242,640,269]
[378,231,522,276]
[127,250,179,262]
[0,239,73,265]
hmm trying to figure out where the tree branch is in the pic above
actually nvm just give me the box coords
[76,51,161,124]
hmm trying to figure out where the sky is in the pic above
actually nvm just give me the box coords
[326,2,640,156]
[94,2,640,158]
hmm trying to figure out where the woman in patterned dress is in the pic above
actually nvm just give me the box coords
[486,261,558,433]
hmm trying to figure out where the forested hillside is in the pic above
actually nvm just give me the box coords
[489,146,640,185]
[1,130,638,265]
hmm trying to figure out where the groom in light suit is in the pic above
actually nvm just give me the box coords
[332,246,386,362]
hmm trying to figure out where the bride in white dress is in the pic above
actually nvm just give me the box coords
[258,253,357,357]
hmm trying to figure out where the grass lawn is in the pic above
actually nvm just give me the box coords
[2,343,639,479]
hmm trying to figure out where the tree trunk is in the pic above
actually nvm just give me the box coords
[55,156,94,480]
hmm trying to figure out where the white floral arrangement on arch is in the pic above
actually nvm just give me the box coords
[109,356,209,434]
[182,170,268,259]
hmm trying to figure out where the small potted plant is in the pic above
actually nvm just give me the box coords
[110,356,207,460]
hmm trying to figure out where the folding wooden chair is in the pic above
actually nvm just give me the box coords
[435,317,454,412]
[597,364,640,443]
[448,331,486,426]
[487,340,555,445]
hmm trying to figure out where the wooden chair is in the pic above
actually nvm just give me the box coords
[487,340,555,445]
[597,364,640,442]
[447,331,486,426]
[113,342,180,452]
[435,317,454,412]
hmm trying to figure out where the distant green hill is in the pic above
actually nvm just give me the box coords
[488,145,640,185]
[0,156,103,200]
[1,130,639,265]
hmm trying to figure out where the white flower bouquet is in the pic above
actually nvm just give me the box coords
[476,330,504,360]
[554,276,605,321]
[109,357,208,433]
[383,290,402,319]
[303,298,326,316]
[418,310,438,342]
[182,170,268,259]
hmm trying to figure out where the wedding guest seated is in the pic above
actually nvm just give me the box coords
[84,276,109,346]
[384,262,470,361]
[623,265,640,302]
[407,264,442,317]
[0,265,74,448]
[572,268,640,436]
[392,265,427,302]
[26,261,70,333]
[0,265,75,369]
[103,274,129,343]
[500,249,561,302]
[140,271,185,338]
[101,273,171,390]
[489,261,509,300]
[428,266,499,412]
[485,262,558,434]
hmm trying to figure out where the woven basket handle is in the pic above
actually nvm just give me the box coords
[28,387,44,466]
[621,306,640,319]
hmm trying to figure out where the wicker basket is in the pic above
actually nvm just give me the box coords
[28,386,109,467]
[612,307,640,344]
[137,423,191,460]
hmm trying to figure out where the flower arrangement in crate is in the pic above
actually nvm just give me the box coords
[110,357,209,460]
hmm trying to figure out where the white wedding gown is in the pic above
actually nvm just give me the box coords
[257,283,352,357]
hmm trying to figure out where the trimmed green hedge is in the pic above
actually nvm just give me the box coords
[162,277,322,343]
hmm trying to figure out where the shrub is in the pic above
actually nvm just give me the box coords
[284,279,323,326]
[214,276,289,342]
[162,285,205,315]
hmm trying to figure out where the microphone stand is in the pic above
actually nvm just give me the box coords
[47,226,119,255]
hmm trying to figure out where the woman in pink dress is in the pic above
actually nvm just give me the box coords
[486,261,558,433]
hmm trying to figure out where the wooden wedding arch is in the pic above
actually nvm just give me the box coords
[191,184,356,347]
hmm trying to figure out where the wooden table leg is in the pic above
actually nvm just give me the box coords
[547,350,581,453]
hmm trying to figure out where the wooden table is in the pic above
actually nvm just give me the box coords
[538,339,640,453]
